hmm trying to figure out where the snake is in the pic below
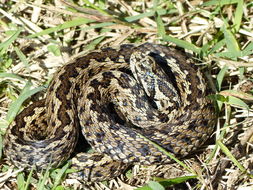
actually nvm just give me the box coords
[3,43,215,182]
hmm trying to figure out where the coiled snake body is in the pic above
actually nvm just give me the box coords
[4,43,215,181]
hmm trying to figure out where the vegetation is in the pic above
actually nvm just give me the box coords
[0,0,252,189]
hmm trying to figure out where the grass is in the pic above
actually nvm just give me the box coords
[0,0,253,189]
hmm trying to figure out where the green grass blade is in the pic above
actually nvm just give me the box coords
[216,65,228,91]
[82,0,109,15]
[154,175,197,184]
[47,44,61,56]
[6,83,46,123]
[27,18,93,38]
[24,166,35,190]
[219,17,242,60]
[85,36,106,51]
[227,96,249,109]
[220,90,253,101]
[217,140,248,174]
[148,181,165,190]
[124,9,172,22]
[208,39,226,55]
[125,11,156,22]
[14,47,30,69]
[222,25,240,58]
[241,42,253,56]
[202,0,238,7]
[0,28,21,54]
[137,133,195,174]
[214,51,242,59]
[162,35,201,54]
[156,13,166,37]
[37,167,51,190]
[52,162,70,190]
[80,22,115,31]
[0,73,26,81]
[17,172,25,189]
[136,175,197,190]
[234,0,244,32]
[0,135,2,160]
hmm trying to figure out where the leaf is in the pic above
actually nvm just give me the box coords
[227,96,249,109]
[136,175,197,190]
[216,65,228,91]
[148,181,165,190]
[47,44,61,56]
[54,186,65,190]
[208,94,226,112]
[220,90,253,101]
[222,25,240,58]
[17,172,25,190]
[136,186,153,190]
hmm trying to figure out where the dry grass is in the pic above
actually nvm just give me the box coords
[0,0,253,189]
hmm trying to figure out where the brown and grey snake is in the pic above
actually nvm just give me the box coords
[4,43,215,181]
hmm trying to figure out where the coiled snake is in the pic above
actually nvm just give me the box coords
[4,43,215,181]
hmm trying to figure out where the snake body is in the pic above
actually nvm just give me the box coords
[4,43,215,181]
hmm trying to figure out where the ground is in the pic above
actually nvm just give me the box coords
[0,0,253,189]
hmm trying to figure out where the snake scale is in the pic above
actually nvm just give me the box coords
[4,43,215,181]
